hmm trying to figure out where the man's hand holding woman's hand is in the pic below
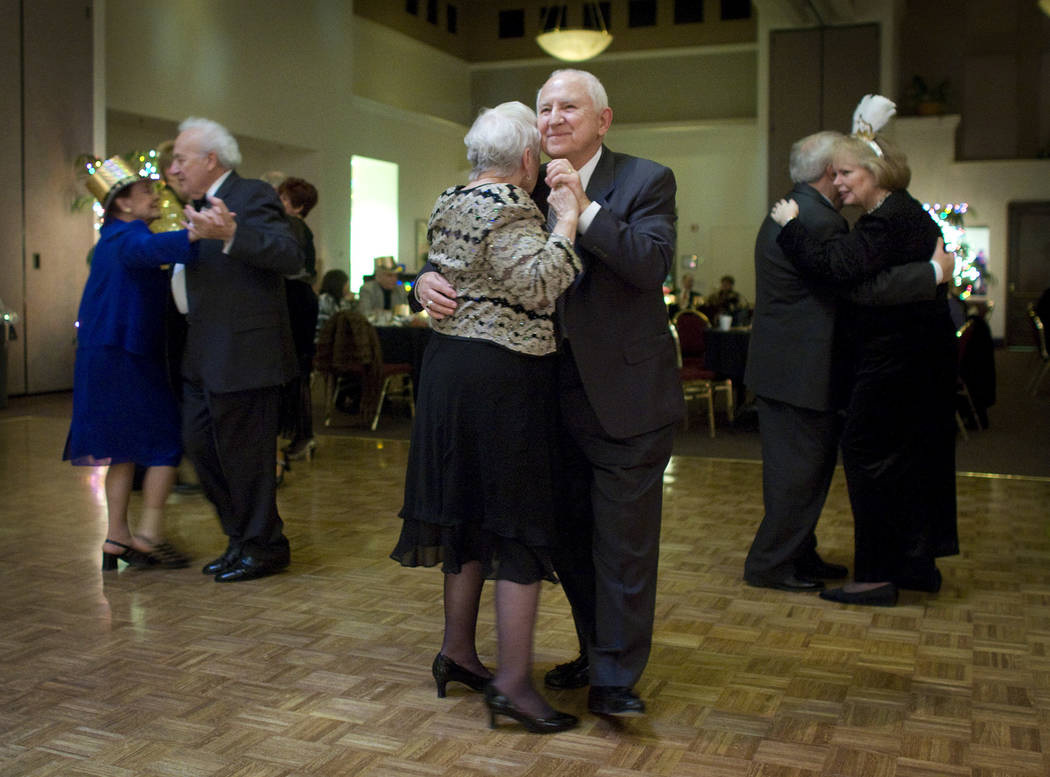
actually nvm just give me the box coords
[184,196,237,243]
[545,159,589,213]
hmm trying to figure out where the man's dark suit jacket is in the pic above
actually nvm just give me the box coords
[182,172,302,391]
[535,146,684,439]
[745,182,935,412]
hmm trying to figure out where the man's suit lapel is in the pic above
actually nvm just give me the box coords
[586,145,615,204]
[215,170,239,201]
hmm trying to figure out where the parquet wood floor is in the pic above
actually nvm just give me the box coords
[1,413,1048,776]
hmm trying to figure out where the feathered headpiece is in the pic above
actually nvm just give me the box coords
[851,94,896,158]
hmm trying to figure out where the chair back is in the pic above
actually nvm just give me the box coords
[673,309,710,361]
[315,309,383,375]
[956,319,974,368]
[668,322,683,369]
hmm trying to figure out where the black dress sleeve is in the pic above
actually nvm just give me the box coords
[777,208,898,285]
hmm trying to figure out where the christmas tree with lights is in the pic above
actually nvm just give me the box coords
[922,201,990,297]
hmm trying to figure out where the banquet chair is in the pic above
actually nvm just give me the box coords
[1027,304,1050,396]
[315,310,415,429]
[669,324,715,436]
[672,309,734,430]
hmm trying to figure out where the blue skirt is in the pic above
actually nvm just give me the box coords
[64,346,182,467]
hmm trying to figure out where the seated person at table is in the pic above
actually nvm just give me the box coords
[358,256,409,317]
[668,273,703,319]
[708,274,742,316]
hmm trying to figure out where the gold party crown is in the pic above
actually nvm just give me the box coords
[84,156,142,210]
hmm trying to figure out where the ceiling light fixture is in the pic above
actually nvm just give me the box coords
[535,2,613,62]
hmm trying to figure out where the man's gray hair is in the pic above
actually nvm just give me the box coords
[538,68,609,113]
[464,101,541,179]
[179,117,242,169]
[789,131,843,184]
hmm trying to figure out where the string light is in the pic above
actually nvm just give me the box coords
[922,201,986,298]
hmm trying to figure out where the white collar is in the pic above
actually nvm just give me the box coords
[575,147,602,192]
[207,170,232,198]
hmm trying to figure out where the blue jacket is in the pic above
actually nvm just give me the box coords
[76,219,198,357]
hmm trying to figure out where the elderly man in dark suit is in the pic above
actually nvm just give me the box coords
[415,69,681,717]
[172,117,302,583]
[743,130,952,592]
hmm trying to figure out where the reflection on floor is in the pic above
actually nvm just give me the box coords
[1,412,1048,776]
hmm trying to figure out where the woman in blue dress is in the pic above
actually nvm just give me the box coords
[65,156,205,570]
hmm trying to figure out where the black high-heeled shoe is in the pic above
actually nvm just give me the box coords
[101,539,156,571]
[135,536,191,569]
[483,683,578,734]
[432,653,489,698]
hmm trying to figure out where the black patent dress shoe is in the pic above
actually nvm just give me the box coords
[795,558,849,580]
[588,686,646,717]
[432,653,489,697]
[745,574,824,592]
[544,654,590,690]
[214,552,289,582]
[819,583,898,607]
[202,547,239,575]
[484,684,578,734]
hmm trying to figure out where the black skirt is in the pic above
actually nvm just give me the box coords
[391,334,560,584]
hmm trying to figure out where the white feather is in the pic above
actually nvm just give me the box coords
[852,94,897,136]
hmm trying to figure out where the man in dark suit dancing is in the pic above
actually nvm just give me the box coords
[171,117,302,582]
[415,70,682,716]
[743,130,952,592]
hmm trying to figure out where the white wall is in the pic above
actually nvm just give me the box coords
[610,120,766,301]
[104,0,470,275]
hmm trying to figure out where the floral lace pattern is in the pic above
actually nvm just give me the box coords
[426,183,581,356]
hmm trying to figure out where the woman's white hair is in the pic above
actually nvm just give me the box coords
[464,102,540,179]
[179,117,242,168]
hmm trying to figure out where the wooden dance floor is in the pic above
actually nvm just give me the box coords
[2,410,1049,776]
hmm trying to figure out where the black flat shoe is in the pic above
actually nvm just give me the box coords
[544,654,590,690]
[588,685,646,717]
[745,574,824,592]
[484,684,578,734]
[819,583,898,607]
[432,653,489,698]
[101,539,156,571]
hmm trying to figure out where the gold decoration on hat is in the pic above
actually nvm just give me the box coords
[84,156,142,210]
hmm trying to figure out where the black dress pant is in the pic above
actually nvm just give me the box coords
[552,345,674,689]
[182,380,289,559]
[744,396,841,580]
